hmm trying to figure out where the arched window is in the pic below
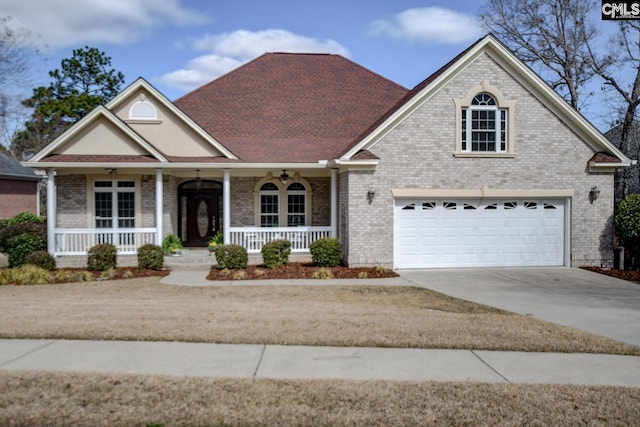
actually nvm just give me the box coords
[286,182,306,226]
[461,93,506,152]
[129,101,157,120]
[254,176,312,227]
[259,182,279,226]
[454,82,515,156]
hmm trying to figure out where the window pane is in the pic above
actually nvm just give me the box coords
[95,192,112,228]
[117,192,135,228]
[287,194,306,226]
[95,181,112,188]
[260,193,279,227]
[117,181,135,188]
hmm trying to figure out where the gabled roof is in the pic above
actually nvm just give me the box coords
[106,78,238,160]
[29,106,167,163]
[175,53,408,162]
[341,34,631,167]
[0,152,39,180]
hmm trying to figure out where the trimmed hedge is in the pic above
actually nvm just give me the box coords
[214,244,248,269]
[309,237,342,267]
[87,243,117,272]
[24,250,56,270]
[138,244,164,270]
[261,239,291,268]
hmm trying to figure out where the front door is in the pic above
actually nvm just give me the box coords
[179,180,222,247]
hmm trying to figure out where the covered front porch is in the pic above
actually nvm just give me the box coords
[45,167,339,258]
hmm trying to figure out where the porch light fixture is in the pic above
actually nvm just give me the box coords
[367,185,376,203]
[589,186,600,203]
[195,170,202,191]
[280,170,290,185]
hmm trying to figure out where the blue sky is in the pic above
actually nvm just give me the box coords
[1,0,619,130]
[3,0,486,99]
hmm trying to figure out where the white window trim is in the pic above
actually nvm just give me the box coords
[286,183,307,226]
[253,174,313,227]
[86,176,141,228]
[454,81,515,157]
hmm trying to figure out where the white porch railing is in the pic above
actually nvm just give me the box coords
[229,226,332,253]
[53,228,157,256]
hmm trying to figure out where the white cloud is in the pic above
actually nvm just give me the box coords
[159,29,350,92]
[2,0,205,50]
[371,7,482,44]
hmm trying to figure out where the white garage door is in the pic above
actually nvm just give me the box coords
[394,199,566,268]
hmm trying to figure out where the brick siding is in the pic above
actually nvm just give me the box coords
[0,179,38,218]
[343,52,615,268]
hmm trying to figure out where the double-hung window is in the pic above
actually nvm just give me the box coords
[461,93,507,153]
[455,82,515,156]
[259,182,280,227]
[94,181,136,229]
[286,182,306,226]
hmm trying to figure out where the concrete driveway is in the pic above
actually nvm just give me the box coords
[399,267,640,347]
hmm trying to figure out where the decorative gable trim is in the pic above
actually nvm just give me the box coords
[107,78,238,160]
[28,106,167,163]
[342,34,631,167]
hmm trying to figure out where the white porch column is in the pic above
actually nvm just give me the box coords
[330,168,338,237]
[46,169,56,254]
[155,169,163,246]
[223,169,230,244]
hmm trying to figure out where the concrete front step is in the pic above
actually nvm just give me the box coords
[164,249,215,271]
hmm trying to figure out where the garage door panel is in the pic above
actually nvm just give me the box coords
[395,198,565,268]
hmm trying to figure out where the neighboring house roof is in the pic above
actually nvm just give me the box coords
[0,152,39,180]
[174,53,408,162]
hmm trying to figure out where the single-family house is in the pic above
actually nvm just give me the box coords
[0,152,41,218]
[24,34,630,269]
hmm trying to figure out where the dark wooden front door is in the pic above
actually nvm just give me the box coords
[178,180,222,247]
[185,192,219,246]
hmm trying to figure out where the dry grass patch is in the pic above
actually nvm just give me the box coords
[1,371,639,426]
[0,277,638,354]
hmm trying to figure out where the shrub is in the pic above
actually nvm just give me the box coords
[213,244,248,269]
[138,244,164,270]
[615,194,640,269]
[162,234,183,255]
[7,233,41,268]
[87,243,117,272]
[24,250,56,270]
[1,265,52,285]
[8,212,44,225]
[208,231,224,252]
[312,268,333,280]
[309,237,342,267]
[0,218,10,229]
[261,239,291,268]
[0,222,47,253]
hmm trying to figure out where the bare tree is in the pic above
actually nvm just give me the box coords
[0,16,36,154]
[587,21,640,198]
[480,0,607,111]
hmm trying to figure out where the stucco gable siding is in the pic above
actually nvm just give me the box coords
[53,117,149,156]
[111,89,224,158]
[344,52,614,268]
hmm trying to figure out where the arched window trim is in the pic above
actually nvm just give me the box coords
[253,174,313,227]
[454,81,515,157]
[128,100,158,121]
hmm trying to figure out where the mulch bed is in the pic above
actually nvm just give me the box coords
[54,267,169,283]
[206,262,398,281]
[581,266,640,284]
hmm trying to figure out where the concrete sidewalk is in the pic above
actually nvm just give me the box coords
[1,339,639,386]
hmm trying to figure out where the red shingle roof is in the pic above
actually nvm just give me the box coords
[174,53,408,163]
